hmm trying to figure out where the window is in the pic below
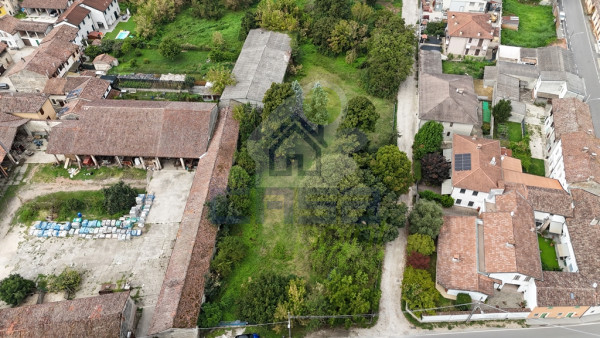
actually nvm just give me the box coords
[446,132,450,136]
[566,312,574,317]
[533,313,539,317]
[450,122,454,127]
[472,191,478,196]
[540,313,548,318]
[513,275,520,281]
[467,201,474,207]
[524,276,531,282]
[557,313,563,316]
[456,199,462,205]
[460,189,466,194]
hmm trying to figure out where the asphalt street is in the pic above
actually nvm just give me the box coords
[561,0,600,137]
[409,322,600,338]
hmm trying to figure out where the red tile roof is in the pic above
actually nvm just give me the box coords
[21,0,70,10]
[82,0,114,11]
[0,92,48,114]
[452,135,503,192]
[447,12,496,39]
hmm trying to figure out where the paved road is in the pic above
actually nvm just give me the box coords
[561,0,600,137]
[410,322,600,337]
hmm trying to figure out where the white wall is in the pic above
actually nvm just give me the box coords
[447,36,490,57]
[0,31,24,49]
[422,312,529,322]
[547,139,568,189]
[441,121,474,141]
[560,222,579,272]
[447,289,489,302]
[583,306,600,317]
[451,187,488,210]
[489,272,536,293]
[524,280,538,309]
[449,0,487,12]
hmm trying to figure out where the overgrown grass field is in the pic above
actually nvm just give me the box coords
[32,164,147,183]
[501,0,556,48]
[108,9,244,76]
[442,58,495,79]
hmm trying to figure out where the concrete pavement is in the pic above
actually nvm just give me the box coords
[410,322,600,337]
[561,0,600,137]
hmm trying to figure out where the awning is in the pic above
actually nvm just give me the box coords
[549,221,563,235]
[557,243,569,258]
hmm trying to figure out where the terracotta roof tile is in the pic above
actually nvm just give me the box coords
[0,92,48,114]
[437,216,495,296]
[0,15,19,35]
[419,73,479,125]
[536,271,598,307]
[502,170,564,190]
[42,25,79,44]
[482,191,542,279]
[93,53,117,64]
[561,132,600,186]
[82,0,113,11]
[21,0,70,10]
[447,12,496,39]
[551,98,594,139]
[15,20,51,33]
[452,135,503,191]
[59,2,90,26]
[47,100,217,158]
[504,182,573,217]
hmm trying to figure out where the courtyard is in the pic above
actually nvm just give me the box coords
[0,166,195,336]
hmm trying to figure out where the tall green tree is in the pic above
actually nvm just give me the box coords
[362,12,416,99]
[325,269,378,317]
[206,66,235,94]
[370,145,413,194]
[237,272,294,323]
[406,234,436,256]
[190,0,223,19]
[262,82,294,120]
[412,121,444,160]
[102,181,137,215]
[492,99,512,124]
[232,103,262,145]
[306,82,329,124]
[351,2,374,23]
[227,165,252,218]
[239,10,258,41]
[338,96,379,132]
[328,20,367,55]
[256,0,300,31]
[314,0,352,19]
[0,274,35,306]
[408,199,443,238]
[420,152,451,185]
[402,267,439,314]
[311,17,337,54]
[158,36,181,60]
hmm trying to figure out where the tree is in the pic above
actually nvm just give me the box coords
[102,181,137,215]
[237,272,294,323]
[84,45,101,59]
[207,194,232,225]
[325,269,378,317]
[314,0,352,19]
[0,274,35,306]
[235,147,256,176]
[409,199,443,238]
[191,0,223,19]
[256,0,299,32]
[402,267,438,314]
[338,96,379,132]
[212,31,225,47]
[413,121,443,160]
[262,82,294,120]
[228,165,252,190]
[492,99,512,124]
[425,21,446,36]
[362,12,415,99]
[371,145,413,194]
[407,252,431,269]
[232,103,262,145]
[227,165,252,218]
[211,236,247,278]
[159,37,181,60]
[239,10,258,41]
[311,17,337,54]
[306,82,329,124]
[48,268,82,298]
[224,0,254,11]
[421,152,451,185]
[351,2,373,23]
[206,66,235,94]
[328,20,367,55]
[406,234,436,256]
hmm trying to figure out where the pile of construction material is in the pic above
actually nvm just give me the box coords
[28,194,154,241]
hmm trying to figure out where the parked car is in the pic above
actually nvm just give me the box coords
[235,334,259,338]
[0,83,10,90]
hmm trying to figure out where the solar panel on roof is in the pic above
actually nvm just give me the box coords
[455,153,472,171]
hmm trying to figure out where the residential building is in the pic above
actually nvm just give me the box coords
[449,0,487,13]
[47,100,219,168]
[446,11,499,57]
[7,25,81,92]
[1,0,19,16]
[0,111,27,177]
[43,76,111,108]
[220,28,291,108]
[0,92,56,119]
[0,16,54,48]
[0,292,136,337]
[55,1,96,45]
[585,0,600,49]
[419,50,479,141]
[544,98,600,194]
[450,134,564,210]
[80,0,120,30]
[0,15,22,49]
[21,0,74,16]
[93,53,118,71]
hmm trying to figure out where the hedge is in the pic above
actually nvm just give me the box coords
[418,190,454,208]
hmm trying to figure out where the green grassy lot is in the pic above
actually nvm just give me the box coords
[528,158,546,176]
[501,0,556,48]
[506,122,523,142]
[442,58,494,79]
[538,235,560,270]
[116,91,209,102]
[292,44,395,150]
[31,164,147,183]
[103,19,137,40]
[304,86,343,124]
[14,190,141,225]
[107,9,244,76]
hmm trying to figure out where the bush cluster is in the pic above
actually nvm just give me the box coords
[418,190,454,208]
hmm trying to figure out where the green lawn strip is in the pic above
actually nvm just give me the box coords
[32,164,147,183]
[218,188,312,320]
[442,58,494,79]
[116,91,208,102]
[14,189,143,225]
[501,0,556,48]
[538,235,560,270]
[292,44,395,150]
[506,122,523,142]
[104,19,137,40]
[107,9,243,76]
[528,158,545,176]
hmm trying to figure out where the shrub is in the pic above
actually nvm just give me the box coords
[129,58,138,68]
[159,37,181,60]
[102,181,137,215]
[413,121,443,160]
[419,190,454,208]
[0,274,35,306]
[198,301,222,327]
[409,199,444,238]
[482,122,491,135]
[48,268,82,298]
[402,267,438,314]
[492,99,512,124]
[211,236,247,278]
[406,234,436,256]
[407,252,431,269]
[420,152,451,185]
[237,272,294,323]
[455,293,472,311]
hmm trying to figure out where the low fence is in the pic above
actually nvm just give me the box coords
[405,303,529,323]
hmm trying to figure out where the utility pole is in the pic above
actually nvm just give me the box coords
[287,312,291,338]
[466,303,481,324]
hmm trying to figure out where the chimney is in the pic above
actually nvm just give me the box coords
[460,31,463,35]
[510,211,515,217]
[490,157,496,166]
[583,146,589,152]
[591,218,599,226]
[452,254,460,262]
[456,88,464,94]
[477,144,482,149]
[478,32,481,36]
[452,14,455,19]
